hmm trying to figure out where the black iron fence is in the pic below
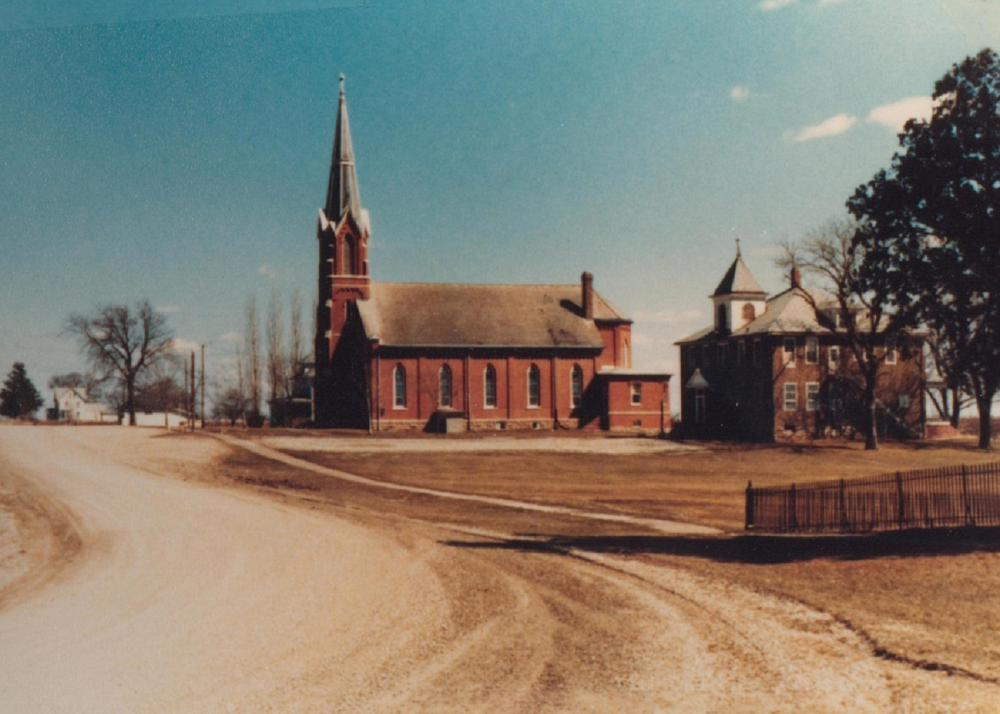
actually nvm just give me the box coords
[745,462,1000,533]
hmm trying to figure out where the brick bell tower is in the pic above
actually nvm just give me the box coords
[315,75,371,425]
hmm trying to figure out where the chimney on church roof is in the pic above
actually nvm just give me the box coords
[582,272,594,320]
[790,265,802,290]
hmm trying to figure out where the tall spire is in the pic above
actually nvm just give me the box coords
[325,74,363,225]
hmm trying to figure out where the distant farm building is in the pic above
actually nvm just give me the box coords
[49,388,117,424]
[312,78,671,433]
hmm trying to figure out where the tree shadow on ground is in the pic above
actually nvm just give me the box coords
[440,526,1000,564]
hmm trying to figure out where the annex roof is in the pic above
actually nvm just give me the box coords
[357,281,629,349]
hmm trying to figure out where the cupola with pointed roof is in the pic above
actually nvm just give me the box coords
[710,241,767,334]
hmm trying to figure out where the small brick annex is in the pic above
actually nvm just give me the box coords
[312,78,670,433]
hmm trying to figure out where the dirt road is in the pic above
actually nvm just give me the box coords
[0,426,994,712]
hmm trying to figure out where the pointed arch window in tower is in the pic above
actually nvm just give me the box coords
[343,235,356,275]
[717,304,727,332]
[484,365,497,408]
[527,364,541,408]
[393,364,406,409]
[439,365,452,408]
[742,303,756,322]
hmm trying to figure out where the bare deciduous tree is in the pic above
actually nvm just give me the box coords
[289,288,305,388]
[48,371,103,399]
[266,290,285,412]
[243,295,263,422]
[779,217,916,450]
[66,301,175,426]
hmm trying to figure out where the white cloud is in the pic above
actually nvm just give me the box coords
[817,0,847,6]
[866,95,933,131]
[730,86,751,103]
[170,338,201,354]
[632,308,702,325]
[786,113,857,142]
[219,331,241,343]
[156,304,181,314]
[759,0,796,10]
[258,264,278,279]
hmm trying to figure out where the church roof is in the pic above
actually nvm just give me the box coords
[357,282,628,349]
[713,251,766,297]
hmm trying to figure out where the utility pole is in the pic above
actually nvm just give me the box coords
[201,344,206,429]
[190,351,196,433]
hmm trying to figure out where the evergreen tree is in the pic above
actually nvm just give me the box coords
[849,49,1000,449]
[0,362,43,419]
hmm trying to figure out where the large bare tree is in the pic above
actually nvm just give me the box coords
[66,301,174,426]
[779,218,916,450]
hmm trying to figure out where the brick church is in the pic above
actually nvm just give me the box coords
[314,78,671,432]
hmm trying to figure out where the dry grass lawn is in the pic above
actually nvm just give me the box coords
[283,438,1000,531]
[245,433,1000,682]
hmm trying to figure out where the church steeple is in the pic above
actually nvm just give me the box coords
[316,75,371,412]
[324,74,364,226]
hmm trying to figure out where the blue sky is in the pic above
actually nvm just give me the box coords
[1,1,997,410]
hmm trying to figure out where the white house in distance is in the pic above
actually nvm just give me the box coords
[51,388,117,424]
[122,411,189,428]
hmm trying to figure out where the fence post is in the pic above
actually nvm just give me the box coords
[789,483,798,532]
[745,480,754,530]
[962,465,974,527]
[896,471,905,529]
[839,478,848,531]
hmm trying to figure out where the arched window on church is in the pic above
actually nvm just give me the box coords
[439,365,452,408]
[717,304,727,331]
[570,364,583,409]
[343,235,355,275]
[527,364,541,407]
[484,365,497,408]
[393,364,406,408]
[742,303,756,322]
